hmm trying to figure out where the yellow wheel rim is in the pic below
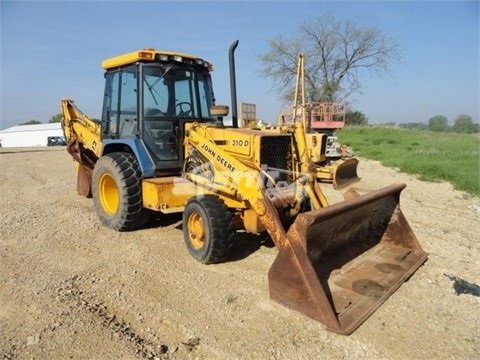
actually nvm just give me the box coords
[187,212,205,249]
[98,173,119,215]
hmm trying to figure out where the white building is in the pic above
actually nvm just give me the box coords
[0,123,64,147]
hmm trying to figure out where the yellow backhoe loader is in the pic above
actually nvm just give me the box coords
[277,54,359,189]
[61,41,428,335]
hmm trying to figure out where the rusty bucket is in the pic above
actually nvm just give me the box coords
[268,182,428,335]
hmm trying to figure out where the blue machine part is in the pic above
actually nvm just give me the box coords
[102,138,156,178]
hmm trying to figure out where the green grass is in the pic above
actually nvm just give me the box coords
[337,127,480,196]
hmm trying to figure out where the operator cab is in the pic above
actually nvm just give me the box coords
[100,48,227,175]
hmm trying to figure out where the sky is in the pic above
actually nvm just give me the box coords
[0,0,478,130]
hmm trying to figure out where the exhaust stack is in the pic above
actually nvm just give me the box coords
[229,40,239,128]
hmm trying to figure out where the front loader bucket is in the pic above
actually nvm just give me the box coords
[268,183,428,335]
[332,158,360,190]
[315,158,360,189]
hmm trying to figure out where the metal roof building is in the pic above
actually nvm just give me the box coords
[0,123,64,147]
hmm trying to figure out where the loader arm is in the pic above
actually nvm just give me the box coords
[184,122,300,249]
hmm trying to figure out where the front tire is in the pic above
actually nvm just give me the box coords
[183,195,234,264]
[92,152,150,231]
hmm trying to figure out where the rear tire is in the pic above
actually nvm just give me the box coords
[183,195,234,264]
[92,152,150,231]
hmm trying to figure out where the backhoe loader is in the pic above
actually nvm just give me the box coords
[277,54,359,189]
[61,40,428,335]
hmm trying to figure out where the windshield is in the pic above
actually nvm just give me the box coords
[142,64,214,119]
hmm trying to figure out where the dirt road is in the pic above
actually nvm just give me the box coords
[1,147,479,359]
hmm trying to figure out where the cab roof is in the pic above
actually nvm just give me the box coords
[101,48,213,71]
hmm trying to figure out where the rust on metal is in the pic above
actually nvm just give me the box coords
[268,182,428,335]
[66,135,93,197]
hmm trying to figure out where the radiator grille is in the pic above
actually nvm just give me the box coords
[260,136,292,186]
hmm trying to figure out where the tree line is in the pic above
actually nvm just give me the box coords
[346,111,478,133]
[20,114,63,125]
[20,110,477,134]
[395,114,479,133]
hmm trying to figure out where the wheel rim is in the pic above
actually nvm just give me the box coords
[187,212,205,249]
[98,173,119,215]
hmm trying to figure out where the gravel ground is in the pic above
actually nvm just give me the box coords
[1,146,479,360]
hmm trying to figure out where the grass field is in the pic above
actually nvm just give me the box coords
[337,127,480,196]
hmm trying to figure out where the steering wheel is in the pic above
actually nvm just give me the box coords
[175,102,192,116]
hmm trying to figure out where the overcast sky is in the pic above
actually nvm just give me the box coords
[1,0,478,129]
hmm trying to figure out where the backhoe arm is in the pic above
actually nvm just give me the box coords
[61,98,103,165]
[61,98,103,196]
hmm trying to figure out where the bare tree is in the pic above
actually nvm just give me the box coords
[259,14,401,104]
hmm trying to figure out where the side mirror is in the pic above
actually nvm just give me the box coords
[210,105,229,117]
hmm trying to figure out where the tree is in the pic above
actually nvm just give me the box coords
[399,122,428,130]
[428,115,449,132]
[259,14,401,103]
[452,114,477,133]
[49,114,63,123]
[345,110,368,126]
[20,120,42,125]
